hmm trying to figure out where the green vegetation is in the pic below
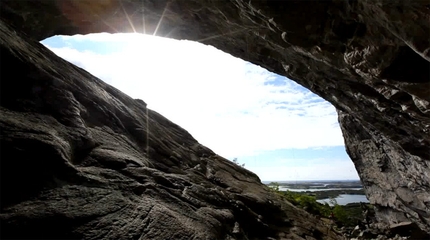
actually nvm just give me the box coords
[268,182,280,191]
[268,182,372,228]
[281,190,332,217]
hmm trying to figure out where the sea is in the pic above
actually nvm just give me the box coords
[262,180,369,206]
[316,194,369,206]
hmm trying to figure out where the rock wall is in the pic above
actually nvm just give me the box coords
[1,0,429,235]
[0,18,342,239]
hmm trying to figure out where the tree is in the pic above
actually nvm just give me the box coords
[269,182,280,191]
[232,158,245,168]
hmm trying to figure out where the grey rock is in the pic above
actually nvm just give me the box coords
[351,225,361,237]
[1,0,430,237]
[0,17,341,240]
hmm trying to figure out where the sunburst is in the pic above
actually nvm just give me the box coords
[153,1,171,36]
[120,0,137,33]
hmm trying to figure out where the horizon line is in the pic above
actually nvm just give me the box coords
[261,179,361,182]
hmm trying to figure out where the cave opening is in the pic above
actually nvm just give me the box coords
[2,0,430,235]
[40,33,361,184]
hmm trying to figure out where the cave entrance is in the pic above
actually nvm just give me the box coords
[41,33,359,182]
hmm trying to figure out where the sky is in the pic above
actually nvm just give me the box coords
[41,33,360,181]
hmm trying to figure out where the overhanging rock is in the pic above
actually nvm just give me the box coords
[1,0,429,236]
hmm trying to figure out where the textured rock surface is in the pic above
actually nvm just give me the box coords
[0,19,342,240]
[1,0,429,236]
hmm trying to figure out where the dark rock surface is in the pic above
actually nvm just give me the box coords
[0,19,341,240]
[1,0,429,237]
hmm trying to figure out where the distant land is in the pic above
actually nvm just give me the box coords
[261,179,361,184]
[263,180,368,205]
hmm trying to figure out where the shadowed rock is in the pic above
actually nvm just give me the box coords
[0,0,429,237]
[0,19,341,240]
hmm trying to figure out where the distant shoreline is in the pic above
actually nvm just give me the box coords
[264,180,367,202]
[281,189,366,200]
[262,179,361,184]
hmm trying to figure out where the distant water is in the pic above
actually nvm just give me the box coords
[261,180,361,184]
[262,180,367,205]
[278,187,363,192]
[317,194,369,206]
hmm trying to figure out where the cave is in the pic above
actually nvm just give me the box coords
[0,0,429,239]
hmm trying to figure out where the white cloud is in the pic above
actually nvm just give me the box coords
[42,33,345,160]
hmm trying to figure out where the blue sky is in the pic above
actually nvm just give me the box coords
[41,33,360,181]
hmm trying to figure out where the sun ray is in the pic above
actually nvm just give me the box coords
[163,26,181,39]
[120,0,137,33]
[153,1,170,36]
[99,17,121,33]
[127,3,145,34]
[196,28,255,43]
[142,1,146,34]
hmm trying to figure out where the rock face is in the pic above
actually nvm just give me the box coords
[0,18,341,240]
[0,0,429,237]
